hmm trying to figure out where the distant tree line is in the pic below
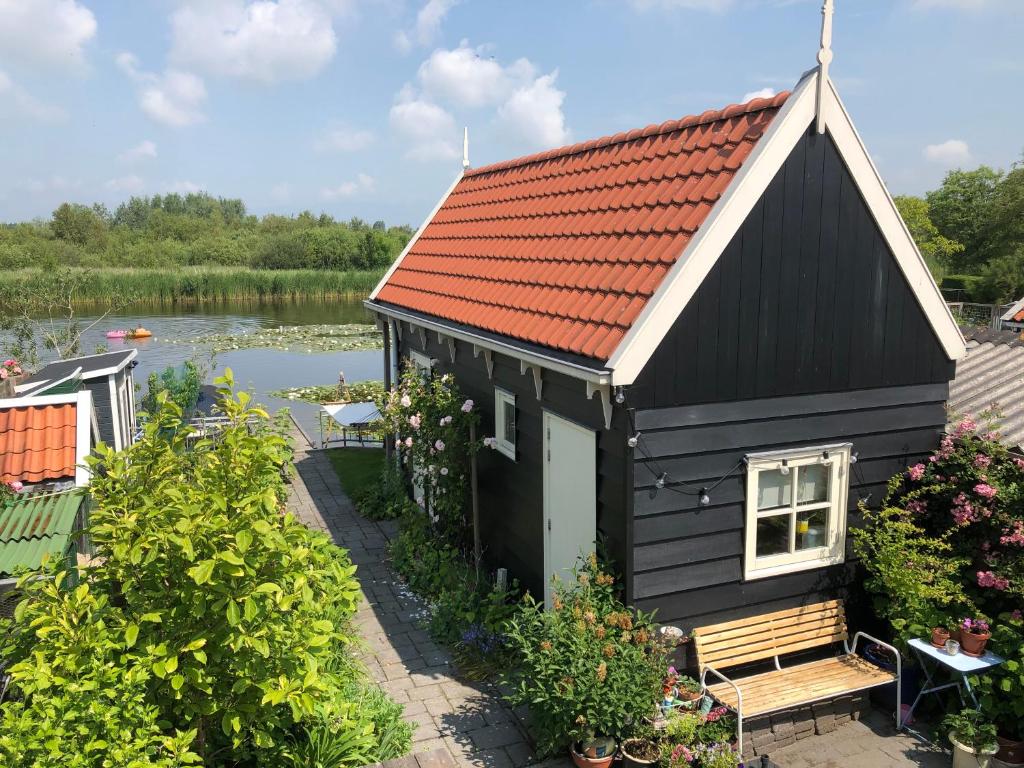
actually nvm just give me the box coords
[895,152,1024,304]
[0,192,414,272]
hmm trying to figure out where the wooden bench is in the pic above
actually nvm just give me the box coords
[692,600,901,753]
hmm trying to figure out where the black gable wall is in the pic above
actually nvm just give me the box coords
[626,127,955,631]
[630,128,954,409]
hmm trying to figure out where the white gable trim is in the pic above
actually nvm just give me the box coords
[368,170,464,300]
[75,389,94,487]
[606,72,964,385]
[1000,297,1024,323]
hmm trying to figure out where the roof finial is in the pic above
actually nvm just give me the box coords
[462,126,470,171]
[815,0,834,134]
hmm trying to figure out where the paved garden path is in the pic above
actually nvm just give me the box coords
[288,440,567,768]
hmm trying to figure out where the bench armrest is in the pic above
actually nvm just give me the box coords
[847,631,901,671]
[701,665,744,752]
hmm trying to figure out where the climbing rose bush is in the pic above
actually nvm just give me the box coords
[855,416,1024,742]
[381,365,478,547]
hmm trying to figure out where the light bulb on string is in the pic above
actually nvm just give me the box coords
[655,473,667,489]
[627,432,641,448]
[614,387,626,404]
[780,459,790,476]
[850,451,859,464]
[698,487,711,506]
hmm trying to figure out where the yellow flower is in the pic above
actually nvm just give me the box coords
[602,643,616,658]
[588,552,598,569]
[576,714,587,725]
[596,662,608,682]
[540,641,553,652]
[596,572,614,587]
[583,611,596,625]
[595,626,607,640]
[553,596,563,611]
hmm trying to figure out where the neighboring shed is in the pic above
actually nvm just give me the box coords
[0,391,98,489]
[366,60,964,632]
[1001,296,1024,332]
[950,328,1024,453]
[17,350,138,451]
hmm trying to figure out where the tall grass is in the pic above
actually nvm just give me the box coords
[0,267,385,304]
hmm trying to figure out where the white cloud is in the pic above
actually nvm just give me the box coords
[417,41,535,107]
[321,173,375,199]
[742,87,775,102]
[166,181,204,194]
[22,175,80,195]
[629,0,734,10]
[0,70,67,122]
[118,53,208,127]
[0,0,97,72]
[315,124,375,152]
[913,0,991,8]
[924,139,971,166]
[389,86,458,161]
[105,175,145,193]
[395,0,459,53]
[170,0,339,85]
[270,182,292,201]
[118,140,158,163]
[497,72,570,149]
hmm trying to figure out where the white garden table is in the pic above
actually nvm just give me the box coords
[901,637,1004,728]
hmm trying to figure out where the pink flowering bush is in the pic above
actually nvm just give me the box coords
[381,365,479,546]
[855,415,1024,741]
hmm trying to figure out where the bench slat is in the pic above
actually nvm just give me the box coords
[694,600,843,635]
[696,613,846,659]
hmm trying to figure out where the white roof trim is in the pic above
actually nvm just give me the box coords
[606,71,965,385]
[74,389,93,487]
[368,170,465,301]
[1001,297,1024,323]
[44,348,138,378]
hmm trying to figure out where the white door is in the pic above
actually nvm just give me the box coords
[543,411,597,609]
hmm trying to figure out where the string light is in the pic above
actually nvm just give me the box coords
[850,451,859,464]
[822,449,833,465]
[614,387,626,404]
[780,459,790,476]
[627,432,641,448]
[655,473,667,489]
[698,488,711,506]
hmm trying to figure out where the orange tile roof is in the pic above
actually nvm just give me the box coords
[0,403,78,484]
[1015,309,1024,322]
[376,92,789,361]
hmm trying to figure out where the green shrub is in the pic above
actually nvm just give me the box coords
[502,554,665,757]
[142,360,202,417]
[354,461,414,521]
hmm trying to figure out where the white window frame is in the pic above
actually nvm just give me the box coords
[743,443,852,580]
[493,388,516,461]
[409,350,433,379]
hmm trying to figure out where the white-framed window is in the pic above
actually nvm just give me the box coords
[743,443,852,580]
[494,388,516,460]
[409,350,433,379]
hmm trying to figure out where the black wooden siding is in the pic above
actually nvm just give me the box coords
[85,377,115,448]
[395,326,631,599]
[630,129,954,409]
[630,383,948,629]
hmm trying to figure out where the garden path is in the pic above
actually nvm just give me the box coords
[288,438,570,767]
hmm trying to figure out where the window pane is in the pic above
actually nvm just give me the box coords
[503,399,515,445]
[795,508,828,551]
[756,515,790,557]
[757,469,792,511]
[797,463,829,504]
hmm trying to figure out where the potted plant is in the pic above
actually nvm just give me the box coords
[502,553,666,765]
[0,358,25,397]
[676,675,703,708]
[960,617,991,657]
[944,709,999,768]
[931,625,951,648]
[621,734,661,767]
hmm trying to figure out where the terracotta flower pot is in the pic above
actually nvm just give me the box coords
[571,746,615,768]
[996,733,1024,764]
[961,629,991,657]
[932,627,951,648]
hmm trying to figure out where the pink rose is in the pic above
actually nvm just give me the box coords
[409,414,421,429]
[8,481,23,492]
[434,439,445,451]
[404,437,413,447]
[461,399,474,413]
[400,395,411,407]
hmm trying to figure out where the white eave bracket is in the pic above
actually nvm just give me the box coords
[520,360,543,400]
[416,325,427,349]
[473,344,494,379]
[586,382,613,430]
[437,332,457,362]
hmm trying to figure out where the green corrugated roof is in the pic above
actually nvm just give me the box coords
[0,491,85,577]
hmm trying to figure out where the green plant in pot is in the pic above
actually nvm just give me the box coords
[943,709,998,768]
[502,553,665,765]
[620,723,660,768]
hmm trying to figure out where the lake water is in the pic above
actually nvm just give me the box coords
[18,296,384,446]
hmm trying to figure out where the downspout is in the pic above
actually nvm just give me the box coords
[383,319,393,462]
[388,319,400,468]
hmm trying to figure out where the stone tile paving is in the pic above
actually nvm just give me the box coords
[286,437,946,768]
[287,439,568,767]
[767,709,949,768]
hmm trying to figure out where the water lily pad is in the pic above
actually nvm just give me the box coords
[179,324,382,354]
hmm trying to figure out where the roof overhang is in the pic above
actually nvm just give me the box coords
[604,70,966,385]
[0,390,95,487]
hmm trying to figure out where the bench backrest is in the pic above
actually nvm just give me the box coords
[692,600,848,671]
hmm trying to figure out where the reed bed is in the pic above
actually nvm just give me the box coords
[0,267,385,304]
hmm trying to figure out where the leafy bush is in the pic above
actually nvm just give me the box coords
[943,709,998,752]
[854,416,1024,741]
[142,360,202,417]
[502,554,665,757]
[354,461,416,521]
[0,375,411,766]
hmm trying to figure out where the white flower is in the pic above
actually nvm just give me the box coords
[404,437,413,447]
[434,439,445,451]
[400,395,411,407]
[440,467,449,476]
[461,399,474,413]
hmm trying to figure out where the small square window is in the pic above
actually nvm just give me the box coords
[494,388,516,460]
[744,444,851,580]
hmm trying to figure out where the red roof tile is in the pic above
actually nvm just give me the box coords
[0,403,78,484]
[376,92,788,362]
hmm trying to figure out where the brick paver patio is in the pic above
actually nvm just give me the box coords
[287,434,950,768]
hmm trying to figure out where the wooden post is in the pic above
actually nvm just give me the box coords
[382,321,393,462]
[470,421,481,573]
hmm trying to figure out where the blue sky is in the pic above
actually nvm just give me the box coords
[1,0,1022,227]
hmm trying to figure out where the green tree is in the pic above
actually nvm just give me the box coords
[978,244,1024,303]
[51,202,108,248]
[926,166,1003,270]
[893,195,964,276]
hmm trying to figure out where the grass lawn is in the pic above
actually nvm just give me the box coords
[325,447,385,499]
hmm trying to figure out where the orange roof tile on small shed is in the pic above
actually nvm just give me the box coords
[0,402,78,484]
[375,91,789,362]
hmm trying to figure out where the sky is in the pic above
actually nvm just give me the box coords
[0,0,1022,227]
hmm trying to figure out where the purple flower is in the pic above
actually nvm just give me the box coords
[461,399,474,413]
